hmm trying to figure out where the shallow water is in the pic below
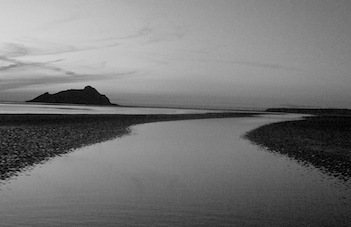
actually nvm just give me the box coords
[0,102,239,115]
[1,115,350,226]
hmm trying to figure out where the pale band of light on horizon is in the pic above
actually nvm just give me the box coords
[0,0,350,109]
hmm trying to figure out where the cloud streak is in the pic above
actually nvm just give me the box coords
[194,58,303,72]
[0,39,119,58]
[0,70,136,91]
[231,60,303,72]
[0,54,136,92]
[0,56,64,73]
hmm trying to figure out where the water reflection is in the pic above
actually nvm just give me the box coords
[1,116,350,226]
[0,102,232,115]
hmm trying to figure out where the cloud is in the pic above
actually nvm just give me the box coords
[0,43,31,57]
[0,55,136,92]
[0,70,136,91]
[0,21,182,60]
[0,63,20,71]
[33,14,80,33]
[0,56,25,71]
[195,57,303,72]
[33,42,120,57]
[0,39,119,58]
[14,25,153,57]
[0,56,64,73]
[146,31,186,45]
[230,60,303,72]
[117,25,153,40]
[96,23,185,46]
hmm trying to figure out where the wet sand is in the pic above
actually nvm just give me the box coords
[0,112,254,180]
[245,116,351,180]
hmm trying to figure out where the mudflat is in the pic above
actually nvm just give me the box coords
[245,116,351,180]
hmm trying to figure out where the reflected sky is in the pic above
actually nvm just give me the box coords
[0,102,235,114]
[1,116,350,226]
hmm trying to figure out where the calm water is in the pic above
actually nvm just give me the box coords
[0,102,239,115]
[1,115,350,226]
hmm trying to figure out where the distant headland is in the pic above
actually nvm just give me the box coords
[26,86,118,106]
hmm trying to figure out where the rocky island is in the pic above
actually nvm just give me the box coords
[26,86,116,106]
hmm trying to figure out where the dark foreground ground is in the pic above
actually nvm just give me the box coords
[245,116,351,181]
[0,112,253,181]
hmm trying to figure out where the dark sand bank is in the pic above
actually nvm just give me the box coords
[0,112,254,181]
[266,108,351,116]
[245,116,351,180]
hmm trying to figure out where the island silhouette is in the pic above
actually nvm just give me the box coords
[27,86,117,106]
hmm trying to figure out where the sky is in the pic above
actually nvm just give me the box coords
[0,0,350,109]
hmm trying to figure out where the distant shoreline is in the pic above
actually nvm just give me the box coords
[266,108,351,116]
[0,112,255,181]
[0,101,266,112]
